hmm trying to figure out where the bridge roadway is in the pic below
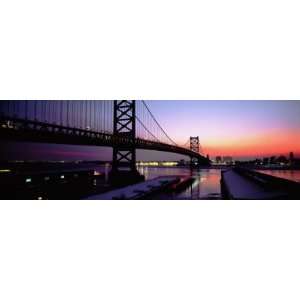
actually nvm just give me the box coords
[0,116,210,164]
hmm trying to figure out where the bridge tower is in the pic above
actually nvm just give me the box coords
[190,136,200,167]
[110,100,144,185]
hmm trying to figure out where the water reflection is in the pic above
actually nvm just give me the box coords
[95,165,300,199]
[256,170,300,183]
[137,166,222,199]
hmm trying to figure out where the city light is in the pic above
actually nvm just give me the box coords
[25,178,32,183]
[136,161,178,167]
[137,161,158,166]
[0,169,11,173]
[162,162,178,166]
[60,175,65,179]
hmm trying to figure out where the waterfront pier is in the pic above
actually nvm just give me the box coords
[221,167,300,199]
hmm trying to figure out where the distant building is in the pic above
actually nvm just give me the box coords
[289,152,294,165]
[263,157,269,165]
[270,156,276,164]
[276,155,288,165]
[223,156,233,165]
[216,156,222,164]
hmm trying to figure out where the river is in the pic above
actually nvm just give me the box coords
[256,169,300,183]
[91,164,300,199]
[137,167,222,199]
[136,166,300,199]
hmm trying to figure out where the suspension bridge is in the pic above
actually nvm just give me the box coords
[0,100,210,182]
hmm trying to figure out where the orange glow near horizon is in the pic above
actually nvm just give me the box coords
[201,129,300,158]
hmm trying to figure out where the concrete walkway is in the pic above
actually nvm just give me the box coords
[222,169,286,199]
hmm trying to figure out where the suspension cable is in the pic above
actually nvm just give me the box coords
[141,101,178,146]
[135,115,161,142]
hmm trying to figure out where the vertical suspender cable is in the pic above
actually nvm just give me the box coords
[102,100,104,132]
[60,101,63,126]
[84,100,87,129]
[34,100,37,120]
[90,101,92,130]
[66,101,69,126]
[94,101,96,131]
[95,100,99,132]
[12,100,16,117]
[81,101,84,129]
[71,100,73,127]
[25,101,28,120]
[104,101,106,132]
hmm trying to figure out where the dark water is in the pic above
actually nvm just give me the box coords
[137,166,222,199]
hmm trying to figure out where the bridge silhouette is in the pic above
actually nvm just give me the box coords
[0,100,210,183]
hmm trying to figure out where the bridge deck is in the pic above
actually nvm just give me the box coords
[0,116,210,163]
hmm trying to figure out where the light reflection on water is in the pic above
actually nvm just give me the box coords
[137,166,222,199]
[95,165,300,199]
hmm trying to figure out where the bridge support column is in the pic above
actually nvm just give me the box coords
[109,100,144,186]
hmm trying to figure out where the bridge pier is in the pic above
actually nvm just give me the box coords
[190,156,211,169]
[109,100,144,186]
[189,136,211,168]
[190,157,200,168]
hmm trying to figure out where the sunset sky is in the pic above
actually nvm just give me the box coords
[149,100,300,158]
[0,100,299,161]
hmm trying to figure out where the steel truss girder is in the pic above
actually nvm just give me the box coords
[114,100,135,134]
[112,100,137,172]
